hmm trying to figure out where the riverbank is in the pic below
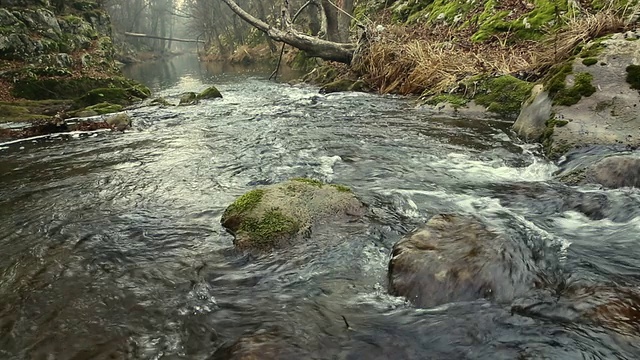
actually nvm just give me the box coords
[0,0,150,137]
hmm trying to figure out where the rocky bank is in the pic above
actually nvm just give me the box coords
[0,0,150,136]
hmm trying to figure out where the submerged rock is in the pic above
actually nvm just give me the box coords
[513,34,640,158]
[221,178,365,251]
[388,214,539,308]
[513,285,640,337]
[558,155,640,189]
[210,330,310,360]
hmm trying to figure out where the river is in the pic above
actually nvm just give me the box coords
[1,54,640,359]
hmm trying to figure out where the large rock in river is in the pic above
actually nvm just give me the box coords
[221,179,366,250]
[388,214,539,308]
[558,154,640,189]
[513,32,640,158]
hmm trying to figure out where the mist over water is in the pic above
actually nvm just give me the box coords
[1,55,639,359]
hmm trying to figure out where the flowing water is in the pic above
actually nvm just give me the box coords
[1,55,640,359]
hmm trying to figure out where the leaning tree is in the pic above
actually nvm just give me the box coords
[220,0,359,64]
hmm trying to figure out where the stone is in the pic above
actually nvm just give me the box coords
[105,113,131,131]
[388,214,539,308]
[178,92,198,106]
[513,34,640,158]
[221,179,365,251]
[559,155,640,188]
[197,86,222,99]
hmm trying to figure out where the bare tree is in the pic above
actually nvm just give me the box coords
[220,0,357,63]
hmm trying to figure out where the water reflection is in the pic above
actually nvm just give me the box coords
[122,54,302,91]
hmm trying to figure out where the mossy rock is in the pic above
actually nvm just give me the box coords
[83,102,123,115]
[626,64,640,90]
[178,92,198,106]
[11,77,150,102]
[75,87,142,107]
[221,179,365,251]
[424,93,469,109]
[197,86,222,99]
[473,75,534,119]
[0,99,71,123]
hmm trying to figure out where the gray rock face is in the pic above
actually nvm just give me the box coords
[388,214,539,308]
[514,34,640,157]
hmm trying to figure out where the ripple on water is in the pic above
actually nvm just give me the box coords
[0,61,639,358]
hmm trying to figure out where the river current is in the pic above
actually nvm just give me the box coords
[1,55,640,359]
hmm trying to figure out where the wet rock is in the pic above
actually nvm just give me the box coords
[179,92,198,106]
[388,214,539,308]
[150,97,172,106]
[558,154,640,189]
[513,285,640,337]
[221,178,365,251]
[514,35,640,158]
[198,86,222,99]
[104,113,131,131]
[210,330,310,360]
[320,78,368,93]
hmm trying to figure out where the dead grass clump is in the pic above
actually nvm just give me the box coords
[538,10,626,69]
[351,6,627,96]
[352,25,539,95]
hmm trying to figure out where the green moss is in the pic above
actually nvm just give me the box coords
[11,77,148,101]
[425,93,469,108]
[553,72,596,106]
[579,39,607,58]
[75,87,143,107]
[473,75,534,119]
[292,178,324,187]
[225,189,265,216]
[0,99,71,123]
[290,50,318,72]
[625,64,640,90]
[330,184,352,193]
[84,102,123,115]
[239,209,300,248]
[197,86,222,99]
[582,58,598,66]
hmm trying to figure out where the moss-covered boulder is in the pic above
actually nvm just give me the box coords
[197,86,222,99]
[513,33,640,159]
[388,214,541,308]
[221,179,366,251]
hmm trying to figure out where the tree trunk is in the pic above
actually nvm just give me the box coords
[220,0,356,64]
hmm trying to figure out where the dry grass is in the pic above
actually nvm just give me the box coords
[351,9,627,96]
[538,10,626,69]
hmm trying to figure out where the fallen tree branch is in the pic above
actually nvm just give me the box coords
[124,32,205,43]
[220,0,356,64]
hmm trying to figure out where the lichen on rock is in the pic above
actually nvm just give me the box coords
[221,179,365,251]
